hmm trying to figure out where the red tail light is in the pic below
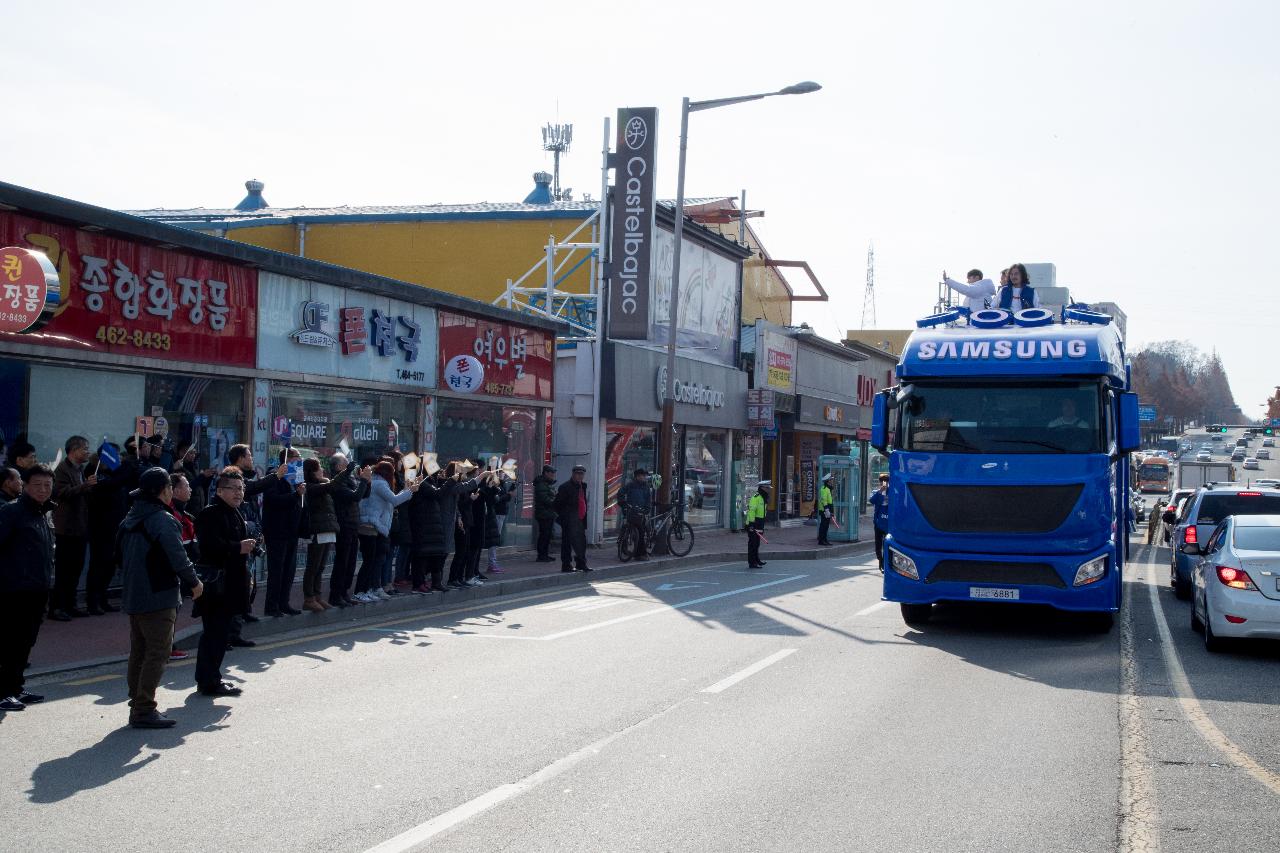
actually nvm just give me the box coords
[1238,492,1262,497]
[1216,565,1257,591]
[1184,526,1198,545]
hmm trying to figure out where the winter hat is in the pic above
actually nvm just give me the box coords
[130,466,171,499]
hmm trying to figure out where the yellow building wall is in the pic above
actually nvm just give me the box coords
[703,221,792,327]
[206,218,595,303]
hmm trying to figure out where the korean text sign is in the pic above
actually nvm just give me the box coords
[437,310,552,401]
[0,212,257,366]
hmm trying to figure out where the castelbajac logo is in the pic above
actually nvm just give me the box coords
[656,365,725,411]
[624,115,648,150]
[291,300,336,347]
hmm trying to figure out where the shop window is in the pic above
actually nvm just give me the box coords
[684,430,726,528]
[436,400,545,547]
[605,423,657,533]
[270,384,420,467]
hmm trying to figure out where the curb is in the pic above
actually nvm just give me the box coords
[30,541,872,679]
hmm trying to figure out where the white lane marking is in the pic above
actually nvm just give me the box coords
[1119,558,1161,853]
[364,693,688,853]
[701,648,798,694]
[854,601,890,617]
[367,628,542,641]
[656,582,719,591]
[537,597,596,610]
[1144,550,1280,797]
[563,598,628,613]
[540,574,808,642]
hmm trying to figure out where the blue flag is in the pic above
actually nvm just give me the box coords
[97,437,121,471]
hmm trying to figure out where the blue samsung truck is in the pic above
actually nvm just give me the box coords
[870,306,1142,629]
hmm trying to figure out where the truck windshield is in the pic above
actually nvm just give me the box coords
[901,381,1105,454]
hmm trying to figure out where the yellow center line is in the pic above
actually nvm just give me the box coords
[62,674,122,686]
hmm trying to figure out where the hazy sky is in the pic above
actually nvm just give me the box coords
[4,1,1277,417]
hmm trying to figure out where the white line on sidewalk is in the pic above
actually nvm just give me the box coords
[701,649,798,694]
[539,574,808,641]
[854,601,890,617]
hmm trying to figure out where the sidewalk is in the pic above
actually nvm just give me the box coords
[28,521,871,677]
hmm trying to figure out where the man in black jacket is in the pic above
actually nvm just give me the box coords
[194,468,256,698]
[262,447,305,616]
[554,465,591,573]
[328,454,371,607]
[533,465,557,562]
[0,465,56,711]
[226,444,286,635]
[618,468,653,560]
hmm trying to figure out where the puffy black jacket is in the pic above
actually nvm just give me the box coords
[407,482,447,556]
[333,468,370,530]
[534,477,557,521]
[619,480,653,514]
[261,475,302,541]
[304,467,349,536]
[478,483,503,548]
[0,494,54,593]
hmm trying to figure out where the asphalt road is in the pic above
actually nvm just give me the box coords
[3,538,1279,852]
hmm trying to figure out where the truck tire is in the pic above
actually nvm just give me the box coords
[900,603,933,625]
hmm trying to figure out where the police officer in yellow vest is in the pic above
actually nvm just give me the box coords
[746,481,769,568]
[817,472,836,546]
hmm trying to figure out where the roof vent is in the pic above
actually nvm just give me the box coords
[235,179,269,212]
[523,172,553,205]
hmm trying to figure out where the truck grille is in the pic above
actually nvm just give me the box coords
[907,484,1084,534]
[926,559,1066,588]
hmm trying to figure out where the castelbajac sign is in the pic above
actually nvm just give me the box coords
[0,211,257,366]
[608,106,657,340]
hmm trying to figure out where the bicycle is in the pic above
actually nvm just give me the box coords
[617,506,695,561]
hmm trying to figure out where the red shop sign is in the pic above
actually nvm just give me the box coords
[0,246,60,333]
[437,310,553,401]
[0,211,257,367]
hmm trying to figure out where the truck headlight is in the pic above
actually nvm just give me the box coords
[1073,556,1107,587]
[889,548,919,580]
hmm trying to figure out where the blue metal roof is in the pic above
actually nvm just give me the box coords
[898,322,1126,387]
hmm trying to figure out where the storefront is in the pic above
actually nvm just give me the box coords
[794,396,860,516]
[0,208,258,465]
[257,271,437,466]
[602,342,747,531]
[434,309,555,547]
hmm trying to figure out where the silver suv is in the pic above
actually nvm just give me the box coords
[1166,484,1280,599]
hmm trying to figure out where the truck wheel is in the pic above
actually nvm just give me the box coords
[900,603,933,625]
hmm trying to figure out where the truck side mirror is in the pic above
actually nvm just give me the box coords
[871,392,888,454]
[1118,392,1141,453]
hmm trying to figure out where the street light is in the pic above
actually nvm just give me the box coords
[656,81,822,510]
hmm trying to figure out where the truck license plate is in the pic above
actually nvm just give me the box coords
[970,587,1019,600]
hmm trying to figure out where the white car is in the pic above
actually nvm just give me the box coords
[1243,458,1260,470]
[1187,515,1280,651]
[1264,438,1275,448]
[1258,449,1271,460]
[1197,451,1212,462]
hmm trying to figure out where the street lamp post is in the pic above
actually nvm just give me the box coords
[656,81,822,510]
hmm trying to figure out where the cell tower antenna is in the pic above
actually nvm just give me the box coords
[861,241,876,329]
[542,122,574,201]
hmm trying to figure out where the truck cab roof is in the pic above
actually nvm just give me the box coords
[899,321,1126,387]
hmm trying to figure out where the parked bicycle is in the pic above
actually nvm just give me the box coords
[617,506,695,561]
